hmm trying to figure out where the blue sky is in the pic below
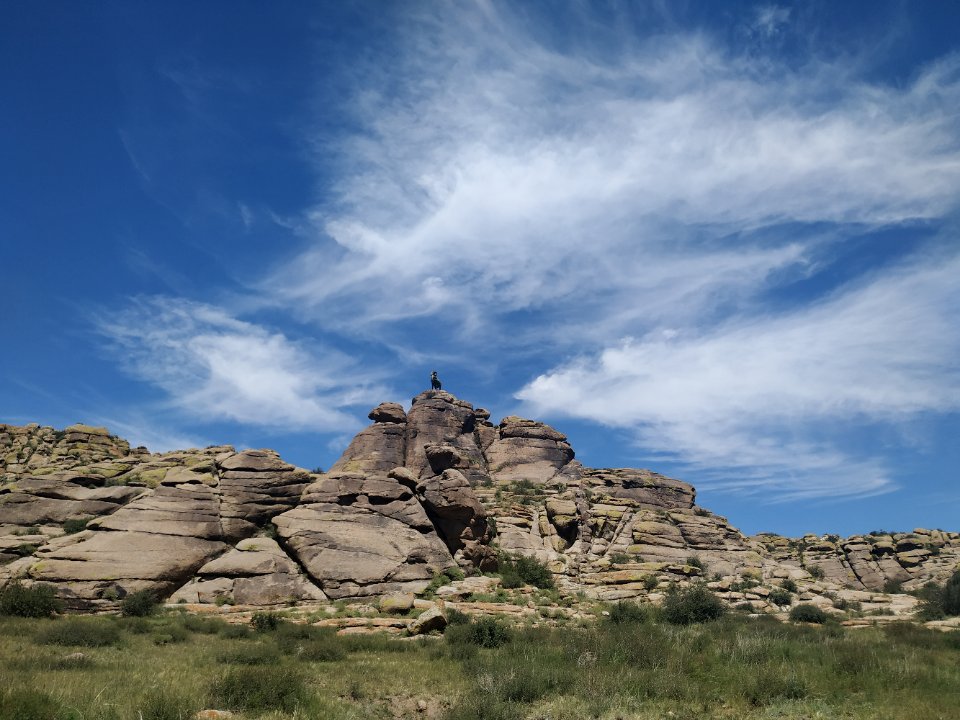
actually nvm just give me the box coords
[3,1,959,537]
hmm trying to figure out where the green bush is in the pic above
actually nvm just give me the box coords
[217,643,282,665]
[138,688,194,720]
[943,569,960,616]
[789,604,827,624]
[745,672,809,706]
[883,578,904,594]
[499,553,554,589]
[209,666,306,712]
[606,600,651,624]
[36,617,123,647]
[151,623,188,645]
[446,616,512,648]
[660,585,725,625]
[0,688,66,720]
[767,588,792,606]
[685,556,706,572]
[62,518,88,534]
[181,614,226,634]
[781,578,798,593]
[120,589,158,617]
[808,565,825,580]
[0,581,63,618]
[446,607,471,625]
[251,611,282,632]
[298,635,347,662]
[220,623,253,639]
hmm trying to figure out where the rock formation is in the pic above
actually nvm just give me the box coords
[1,393,958,619]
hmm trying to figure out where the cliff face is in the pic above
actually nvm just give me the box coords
[1,393,958,615]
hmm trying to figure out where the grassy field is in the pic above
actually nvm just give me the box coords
[0,608,958,720]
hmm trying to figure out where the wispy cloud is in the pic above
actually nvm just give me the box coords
[98,298,384,432]
[254,3,960,499]
[518,250,960,500]
[269,4,960,347]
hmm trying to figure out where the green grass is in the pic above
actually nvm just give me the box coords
[0,609,957,719]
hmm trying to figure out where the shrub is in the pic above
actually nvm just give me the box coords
[789,604,827,624]
[0,688,66,720]
[768,588,792,607]
[808,565,825,580]
[217,643,282,665]
[643,575,659,591]
[883,578,904,594]
[209,666,306,712]
[151,623,189,645]
[220,623,253,639]
[446,607,471,625]
[446,616,512,648]
[685,556,706,572]
[299,635,347,662]
[62,518,88,534]
[36,617,122,647]
[0,581,63,618]
[781,578,798,593]
[745,672,809,706]
[138,688,194,720]
[606,600,651,624]
[944,569,960,616]
[181,614,226,634]
[660,585,725,625]
[499,553,554,589]
[120,589,158,617]
[251,611,282,632]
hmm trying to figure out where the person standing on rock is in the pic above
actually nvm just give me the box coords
[431,371,442,391]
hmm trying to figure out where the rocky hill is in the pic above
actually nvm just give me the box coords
[2,391,958,621]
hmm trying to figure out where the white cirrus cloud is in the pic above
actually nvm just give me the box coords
[517,250,960,500]
[98,297,385,431]
[268,3,960,351]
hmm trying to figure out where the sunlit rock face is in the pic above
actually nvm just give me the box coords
[1,396,957,613]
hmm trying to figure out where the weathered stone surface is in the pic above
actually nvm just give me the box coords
[24,530,226,604]
[368,402,407,424]
[328,423,407,477]
[417,469,494,568]
[93,483,222,538]
[273,504,454,599]
[408,605,446,635]
[486,416,575,485]
[170,536,326,605]
[379,592,415,613]
[2,393,958,614]
[217,450,310,539]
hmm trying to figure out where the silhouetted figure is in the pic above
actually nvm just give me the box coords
[430,371,442,391]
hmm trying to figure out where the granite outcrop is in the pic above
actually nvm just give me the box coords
[1,394,957,620]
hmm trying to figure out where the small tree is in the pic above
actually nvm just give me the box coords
[943,569,960,616]
[789,604,827,624]
[120,589,158,617]
[499,553,554,589]
[661,585,725,625]
[0,582,62,618]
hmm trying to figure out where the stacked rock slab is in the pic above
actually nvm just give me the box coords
[170,537,327,605]
[0,438,321,607]
[272,395,491,598]
[2,393,959,611]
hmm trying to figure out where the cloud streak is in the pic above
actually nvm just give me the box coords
[254,3,960,498]
[98,298,384,432]
[270,5,960,347]
[518,250,960,500]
